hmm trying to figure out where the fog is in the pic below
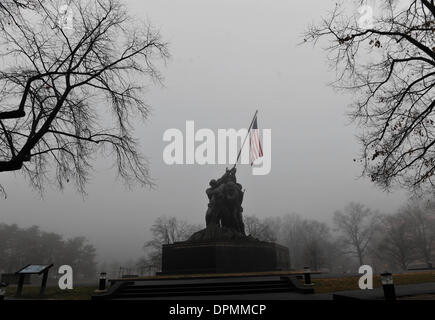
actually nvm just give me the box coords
[0,0,407,264]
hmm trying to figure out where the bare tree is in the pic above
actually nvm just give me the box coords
[145,216,201,247]
[333,202,378,265]
[377,212,415,270]
[299,219,334,271]
[243,215,278,242]
[305,0,435,193]
[141,216,201,271]
[0,0,169,196]
[276,214,305,269]
[402,198,435,267]
[275,214,340,271]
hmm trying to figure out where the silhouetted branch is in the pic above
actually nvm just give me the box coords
[0,0,169,194]
[305,0,435,193]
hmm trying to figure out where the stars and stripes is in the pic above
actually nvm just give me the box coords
[250,116,263,166]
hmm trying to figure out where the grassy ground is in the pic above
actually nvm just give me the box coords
[5,286,97,300]
[3,271,435,299]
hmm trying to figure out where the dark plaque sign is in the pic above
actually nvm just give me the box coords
[16,264,52,274]
[15,264,53,296]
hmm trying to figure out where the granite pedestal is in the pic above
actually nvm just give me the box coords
[161,240,290,275]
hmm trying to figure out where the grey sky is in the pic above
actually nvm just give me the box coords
[1,0,407,263]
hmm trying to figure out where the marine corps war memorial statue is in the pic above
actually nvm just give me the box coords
[161,167,290,274]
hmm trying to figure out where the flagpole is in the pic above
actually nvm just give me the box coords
[232,110,258,169]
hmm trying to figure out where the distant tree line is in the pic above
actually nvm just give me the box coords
[139,197,435,274]
[0,224,97,280]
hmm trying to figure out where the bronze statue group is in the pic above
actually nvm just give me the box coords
[205,167,246,235]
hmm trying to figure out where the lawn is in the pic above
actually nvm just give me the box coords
[5,286,97,300]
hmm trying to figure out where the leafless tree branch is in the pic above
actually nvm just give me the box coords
[305,0,435,194]
[0,0,169,196]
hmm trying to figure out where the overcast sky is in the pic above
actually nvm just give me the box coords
[1,0,408,264]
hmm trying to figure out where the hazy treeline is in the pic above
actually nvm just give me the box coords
[136,217,202,275]
[138,198,435,274]
[0,224,97,281]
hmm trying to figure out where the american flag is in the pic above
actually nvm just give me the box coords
[250,116,263,165]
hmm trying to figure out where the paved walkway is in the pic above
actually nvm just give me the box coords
[121,292,333,300]
[333,282,435,300]
[114,280,435,300]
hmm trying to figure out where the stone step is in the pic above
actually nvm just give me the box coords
[92,276,314,300]
[121,282,288,294]
[122,280,287,291]
[115,285,292,298]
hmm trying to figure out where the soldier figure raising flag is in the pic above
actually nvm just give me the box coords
[201,110,264,236]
